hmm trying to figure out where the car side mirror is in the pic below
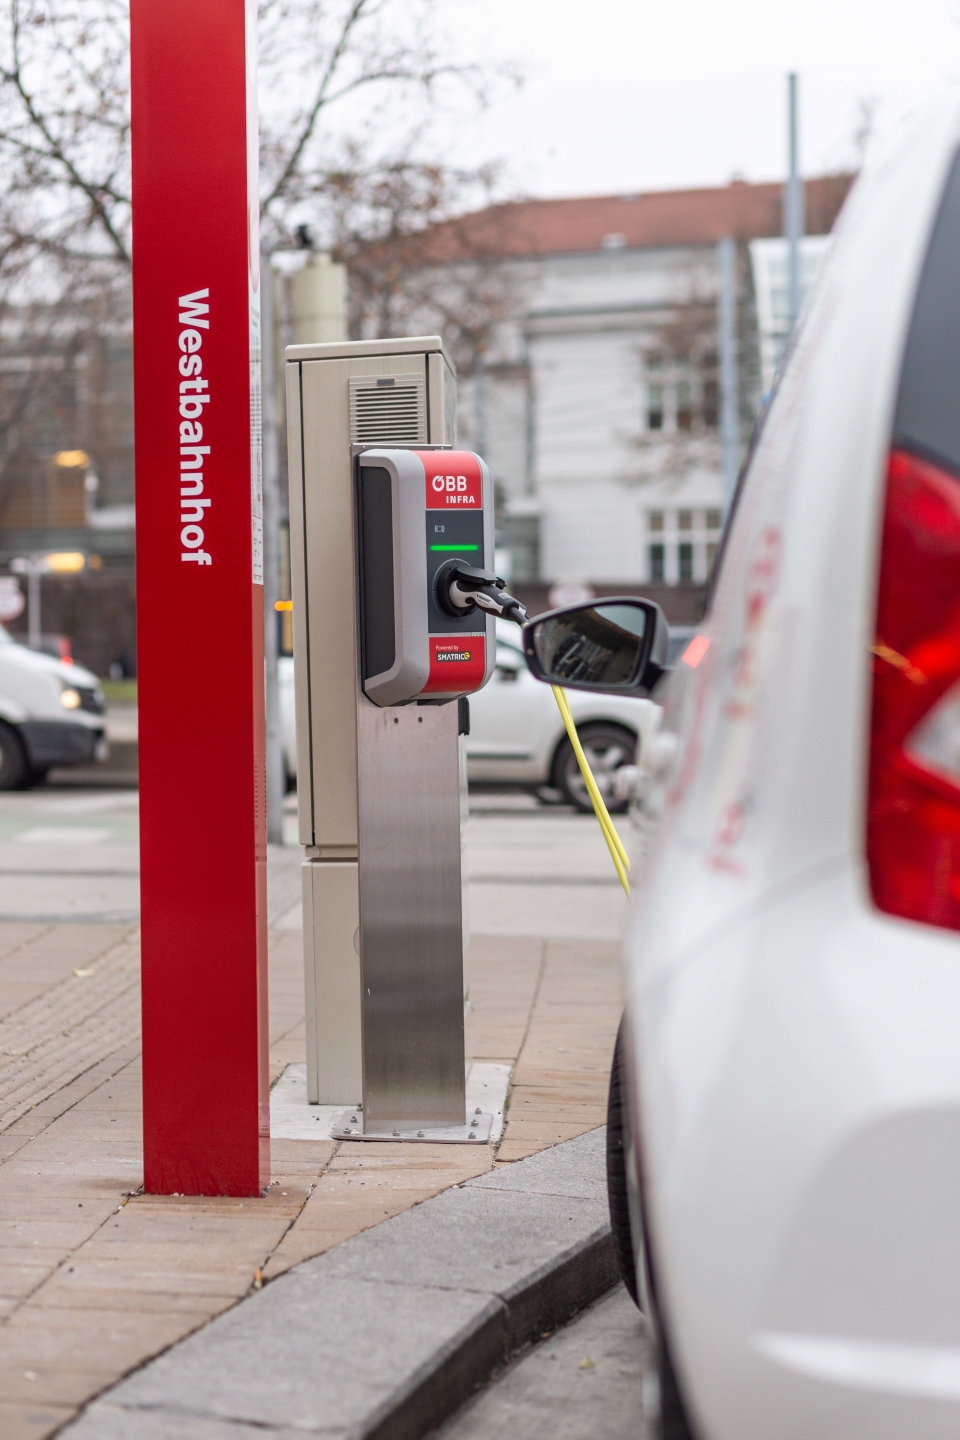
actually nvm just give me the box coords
[521,597,668,697]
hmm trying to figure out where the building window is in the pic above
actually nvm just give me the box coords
[648,509,664,532]
[646,384,664,431]
[649,543,665,581]
[678,542,694,581]
[676,380,693,431]
[701,352,719,427]
[678,510,693,531]
[705,508,722,531]
[702,378,719,427]
[706,541,719,574]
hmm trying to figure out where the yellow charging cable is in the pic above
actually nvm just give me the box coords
[551,685,631,896]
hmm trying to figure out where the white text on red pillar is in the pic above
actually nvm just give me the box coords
[179,289,211,566]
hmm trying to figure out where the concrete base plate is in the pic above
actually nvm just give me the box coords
[270,1062,510,1142]
[331,1108,494,1143]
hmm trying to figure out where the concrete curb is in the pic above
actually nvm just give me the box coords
[63,1128,617,1440]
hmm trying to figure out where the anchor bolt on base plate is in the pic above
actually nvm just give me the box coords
[332,1107,493,1144]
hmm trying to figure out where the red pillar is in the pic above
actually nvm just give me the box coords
[130,0,269,1196]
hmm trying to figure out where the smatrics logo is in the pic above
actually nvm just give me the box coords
[437,650,472,662]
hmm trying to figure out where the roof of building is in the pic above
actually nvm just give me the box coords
[409,174,855,264]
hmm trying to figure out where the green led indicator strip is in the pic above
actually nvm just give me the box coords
[430,544,479,551]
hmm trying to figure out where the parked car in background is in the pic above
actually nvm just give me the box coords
[279,653,296,787]
[0,625,106,788]
[465,620,659,810]
[278,619,663,810]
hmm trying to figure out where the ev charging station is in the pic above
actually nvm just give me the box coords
[287,336,523,1140]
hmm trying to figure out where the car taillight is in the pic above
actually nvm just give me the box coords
[868,448,960,929]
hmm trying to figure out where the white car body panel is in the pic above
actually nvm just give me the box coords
[0,692,29,724]
[626,97,960,1438]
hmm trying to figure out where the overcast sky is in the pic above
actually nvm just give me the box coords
[443,0,960,198]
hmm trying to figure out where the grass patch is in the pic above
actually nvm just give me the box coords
[100,678,138,703]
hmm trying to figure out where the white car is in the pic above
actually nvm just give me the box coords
[278,625,660,810]
[608,95,960,1439]
[0,625,106,787]
[465,620,659,810]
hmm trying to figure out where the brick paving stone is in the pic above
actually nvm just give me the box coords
[45,1256,255,1299]
[0,1400,75,1440]
[0,1367,116,1407]
[0,1370,115,1405]
[497,1121,602,1149]
[0,923,50,962]
[25,1283,235,1316]
[0,926,135,1023]
[0,1199,116,1221]
[0,1264,53,1300]
[1,1307,192,1373]
[0,929,140,1133]
[0,1220,103,1249]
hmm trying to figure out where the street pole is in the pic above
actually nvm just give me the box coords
[28,565,40,650]
[11,555,44,649]
[475,357,488,460]
[717,235,739,517]
[261,250,284,845]
[786,71,805,334]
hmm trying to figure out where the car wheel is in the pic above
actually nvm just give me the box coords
[0,722,29,790]
[553,722,635,813]
[606,1013,639,1307]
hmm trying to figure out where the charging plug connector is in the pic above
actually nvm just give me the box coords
[436,560,528,624]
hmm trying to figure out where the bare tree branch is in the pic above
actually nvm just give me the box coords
[259,0,369,215]
[0,0,521,423]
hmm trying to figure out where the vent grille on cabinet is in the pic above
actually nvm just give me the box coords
[349,375,427,445]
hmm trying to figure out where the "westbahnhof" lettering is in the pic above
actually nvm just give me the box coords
[178,289,212,565]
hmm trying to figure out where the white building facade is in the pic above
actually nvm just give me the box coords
[428,177,850,615]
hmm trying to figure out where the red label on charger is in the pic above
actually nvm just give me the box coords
[422,634,486,694]
[420,450,483,509]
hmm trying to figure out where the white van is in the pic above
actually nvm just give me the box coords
[0,626,107,787]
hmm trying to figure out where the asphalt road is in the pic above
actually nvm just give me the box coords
[438,1285,653,1440]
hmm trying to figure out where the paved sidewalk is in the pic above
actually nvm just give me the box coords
[0,921,622,1439]
[0,785,632,1438]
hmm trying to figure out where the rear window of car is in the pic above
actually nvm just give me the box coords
[893,148,960,474]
